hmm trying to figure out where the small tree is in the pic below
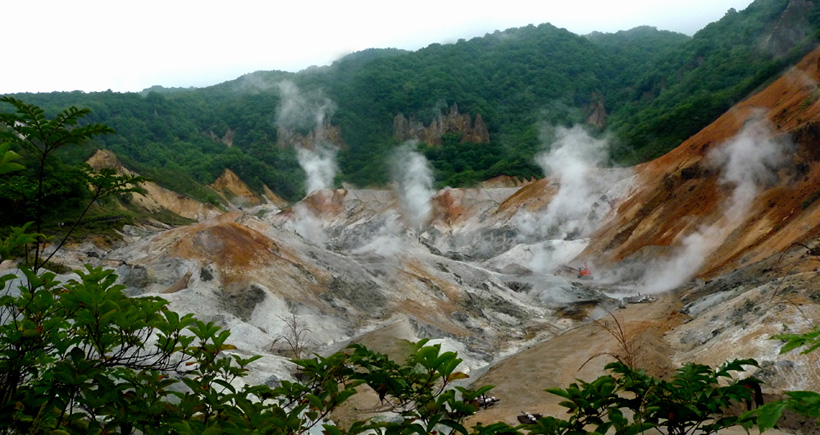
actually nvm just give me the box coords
[0,97,145,273]
[269,313,313,359]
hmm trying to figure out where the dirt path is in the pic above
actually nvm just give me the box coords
[466,293,684,426]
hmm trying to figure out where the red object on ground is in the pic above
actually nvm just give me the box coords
[578,262,592,278]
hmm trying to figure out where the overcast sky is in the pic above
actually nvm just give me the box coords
[3,0,755,95]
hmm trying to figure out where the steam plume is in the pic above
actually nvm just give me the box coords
[290,203,327,246]
[516,126,609,239]
[391,141,434,227]
[275,80,338,194]
[715,121,791,221]
[641,121,792,292]
[352,211,405,256]
[275,81,334,132]
[536,126,608,236]
[511,126,612,273]
[297,146,337,194]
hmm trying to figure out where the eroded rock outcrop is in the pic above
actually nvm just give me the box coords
[585,93,607,128]
[764,0,816,57]
[210,169,261,207]
[208,128,235,147]
[393,104,490,145]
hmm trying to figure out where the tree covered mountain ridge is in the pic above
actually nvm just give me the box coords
[4,0,820,204]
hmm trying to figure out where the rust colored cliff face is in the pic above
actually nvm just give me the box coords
[86,149,220,221]
[210,169,261,207]
[582,45,820,278]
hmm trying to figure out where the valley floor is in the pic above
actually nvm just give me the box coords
[466,292,684,426]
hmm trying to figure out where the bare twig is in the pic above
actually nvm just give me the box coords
[269,313,312,359]
[579,312,638,371]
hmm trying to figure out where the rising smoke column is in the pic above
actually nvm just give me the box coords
[297,146,337,194]
[275,80,337,194]
[641,121,793,293]
[275,81,339,245]
[511,126,611,273]
[520,126,609,239]
[391,141,435,227]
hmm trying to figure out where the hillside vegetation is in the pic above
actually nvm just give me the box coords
[4,0,820,204]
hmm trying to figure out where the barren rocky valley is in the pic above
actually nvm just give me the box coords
[7,45,820,433]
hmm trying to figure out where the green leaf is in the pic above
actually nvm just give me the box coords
[440,419,469,435]
[201,426,224,435]
[0,141,24,174]
[756,401,787,432]
[306,393,324,410]
[545,387,571,398]
[322,424,345,435]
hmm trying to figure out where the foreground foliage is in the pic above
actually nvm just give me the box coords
[0,259,493,433]
[0,252,768,434]
[532,360,761,435]
[739,325,820,432]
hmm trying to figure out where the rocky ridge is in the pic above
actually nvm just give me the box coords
[209,169,262,207]
[86,149,221,221]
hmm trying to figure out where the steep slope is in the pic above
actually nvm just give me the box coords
[586,45,820,283]
[86,149,221,221]
[459,45,820,431]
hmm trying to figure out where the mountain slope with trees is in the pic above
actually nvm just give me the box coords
[3,0,818,205]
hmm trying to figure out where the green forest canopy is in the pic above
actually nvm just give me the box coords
[4,0,818,203]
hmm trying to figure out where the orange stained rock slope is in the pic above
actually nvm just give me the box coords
[582,46,820,278]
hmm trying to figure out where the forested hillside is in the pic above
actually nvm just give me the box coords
[5,0,819,203]
[609,0,820,163]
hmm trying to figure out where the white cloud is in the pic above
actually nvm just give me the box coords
[3,0,754,94]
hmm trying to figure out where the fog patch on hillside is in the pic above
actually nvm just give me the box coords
[275,80,335,133]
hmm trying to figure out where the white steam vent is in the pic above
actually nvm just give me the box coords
[275,80,338,194]
[642,120,794,293]
[391,141,435,227]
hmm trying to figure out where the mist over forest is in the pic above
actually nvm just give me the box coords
[3,0,817,205]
